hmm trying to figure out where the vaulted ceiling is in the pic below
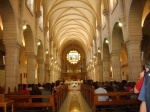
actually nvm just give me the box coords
[43,0,101,55]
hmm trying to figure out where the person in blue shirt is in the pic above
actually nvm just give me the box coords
[138,61,150,112]
[41,84,51,102]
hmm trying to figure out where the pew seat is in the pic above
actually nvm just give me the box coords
[93,92,141,112]
[0,94,14,112]
[5,94,55,112]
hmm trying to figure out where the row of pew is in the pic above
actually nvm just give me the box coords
[0,84,68,112]
[81,84,141,112]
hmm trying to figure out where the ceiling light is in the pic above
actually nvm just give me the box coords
[98,47,101,53]
[105,39,109,44]
[37,41,41,46]
[23,25,27,29]
[46,49,48,54]
[119,22,122,27]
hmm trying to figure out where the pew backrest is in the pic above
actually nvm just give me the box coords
[5,94,55,112]
[93,92,140,112]
[0,94,4,102]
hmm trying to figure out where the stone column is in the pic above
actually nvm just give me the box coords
[103,57,110,82]
[96,53,103,82]
[37,58,44,84]
[126,40,142,81]
[4,40,21,93]
[110,52,121,81]
[45,64,50,83]
[50,70,54,83]
[26,52,37,84]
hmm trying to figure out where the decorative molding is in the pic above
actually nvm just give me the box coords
[36,11,42,18]
[25,52,37,59]
[18,19,27,29]
[119,17,126,27]
[3,39,22,48]
[96,25,101,30]
[102,9,109,16]
[44,26,49,33]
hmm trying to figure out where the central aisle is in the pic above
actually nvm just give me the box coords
[59,91,92,112]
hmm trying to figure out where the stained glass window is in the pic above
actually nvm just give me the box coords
[67,50,80,64]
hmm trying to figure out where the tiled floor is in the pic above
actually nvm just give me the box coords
[59,91,92,112]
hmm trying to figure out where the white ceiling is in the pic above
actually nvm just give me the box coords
[44,0,101,54]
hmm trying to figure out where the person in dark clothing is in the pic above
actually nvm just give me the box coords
[30,84,42,111]
[30,84,42,102]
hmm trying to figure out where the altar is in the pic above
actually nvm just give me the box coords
[65,80,83,91]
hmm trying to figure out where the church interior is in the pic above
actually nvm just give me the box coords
[0,0,150,112]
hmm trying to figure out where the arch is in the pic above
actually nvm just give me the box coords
[141,12,150,62]
[128,0,142,41]
[23,25,35,53]
[61,43,86,80]
[59,40,86,57]
[111,22,123,53]
[141,0,150,27]
[0,0,18,40]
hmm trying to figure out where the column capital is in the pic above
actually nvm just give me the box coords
[90,42,93,47]
[3,39,22,48]
[18,19,27,30]
[49,38,53,42]
[44,26,49,33]
[125,39,141,46]
[36,11,42,18]
[53,43,56,48]
[25,52,37,59]
[102,9,109,16]
[110,51,120,57]
[96,25,101,30]
[119,16,127,27]
[45,64,50,70]
[37,58,44,64]
[97,60,103,65]
[93,37,96,41]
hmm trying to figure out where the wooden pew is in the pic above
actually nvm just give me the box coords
[5,94,55,112]
[5,84,68,112]
[54,84,69,112]
[93,92,141,112]
[0,94,14,112]
[81,84,141,112]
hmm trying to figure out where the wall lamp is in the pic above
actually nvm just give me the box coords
[105,39,109,44]
[23,25,27,30]
[37,40,41,46]
[46,49,48,54]
[98,47,101,53]
[119,22,122,27]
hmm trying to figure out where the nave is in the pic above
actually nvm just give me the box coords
[59,91,92,112]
